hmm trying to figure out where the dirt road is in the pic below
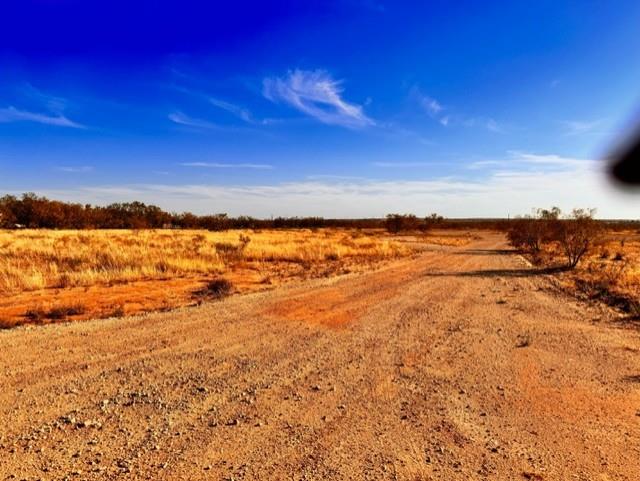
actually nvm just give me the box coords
[1,232,639,480]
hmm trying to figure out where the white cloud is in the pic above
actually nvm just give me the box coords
[485,118,503,133]
[467,151,597,171]
[26,149,631,219]
[179,162,274,170]
[460,116,504,133]
[21,83,68,114]
[168,111,220,130]
[0,106,85,128]
[507,151,594,168]
[410,87,502,133]
[560,119,605,136]
[56,166,93,173]
[373,161,445,168]
[306,174,369,181]
[208,97,253,123]
[410,86,446,121]
[263,69,374,128]
[0,85,85,129]
[172,84,280,126]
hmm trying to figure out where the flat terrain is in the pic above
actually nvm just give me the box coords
[1,232,639,480]
[0,228,409,327]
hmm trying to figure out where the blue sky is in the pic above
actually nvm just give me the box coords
[1,0,640,217]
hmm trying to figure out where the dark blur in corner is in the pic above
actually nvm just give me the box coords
[610,123,640,186]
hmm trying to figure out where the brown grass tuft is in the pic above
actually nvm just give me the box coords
[25,303,87,323]
[195,278,234,300]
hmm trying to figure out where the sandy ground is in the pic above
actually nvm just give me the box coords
[1,232,639,480]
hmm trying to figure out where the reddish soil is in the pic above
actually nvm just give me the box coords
[1,232,639,480]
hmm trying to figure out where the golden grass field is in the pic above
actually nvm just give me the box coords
[0,228,409,292]
[0,228,418,327]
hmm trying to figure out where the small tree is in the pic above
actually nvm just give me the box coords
[423,213,444,231]
[507,216,542,252]
[536,206,562,243]
[555,208,601,268]
[507,207,561,253]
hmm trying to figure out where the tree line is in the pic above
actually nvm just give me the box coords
[0,193,386,230]
[0,195,501,231]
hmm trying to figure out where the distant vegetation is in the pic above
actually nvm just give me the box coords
[0,193,503,231]
[1,193,638,236]
[0,193,383,230]
[384,213,444,233]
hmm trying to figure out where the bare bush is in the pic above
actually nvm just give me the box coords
[47,304,87,320]
[508,207,601,269]
[507,217,543,252]
[423,213,444,230]
[194,278,234,300]
[507,207,561,253]
[556,208,601,268]
[25,303,87,322]
[214,234,250,262]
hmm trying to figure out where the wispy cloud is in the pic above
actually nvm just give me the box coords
[34,154,629,218]
[168,111,221,130]
[21,83,68,114]
[263,69,374,128]
[0,106,85,128]
[208,97,253,123]
[485,118,503,133]
[376,123,434,145]
[410,87,443,117]
[410,86,502,133]
[179,162,274,170]
[55,165,93,173]
[208,97,279,126]
[467,151,597,171]
[306,174,370,181]
[507,151,594,168]
[443,114,503,132]
[373,161,446,168]
[560,119,605,136]
[466,160,505,170]
[460,116,503,132]
[168,111,275,138]
[172,85,278,126]
[0,85,85,129]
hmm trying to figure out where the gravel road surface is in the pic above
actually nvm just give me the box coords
[1,233,639,480]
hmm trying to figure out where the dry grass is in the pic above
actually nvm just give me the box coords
[0,228,410,327]
[548,230,640,315]
[0,228,407,294]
